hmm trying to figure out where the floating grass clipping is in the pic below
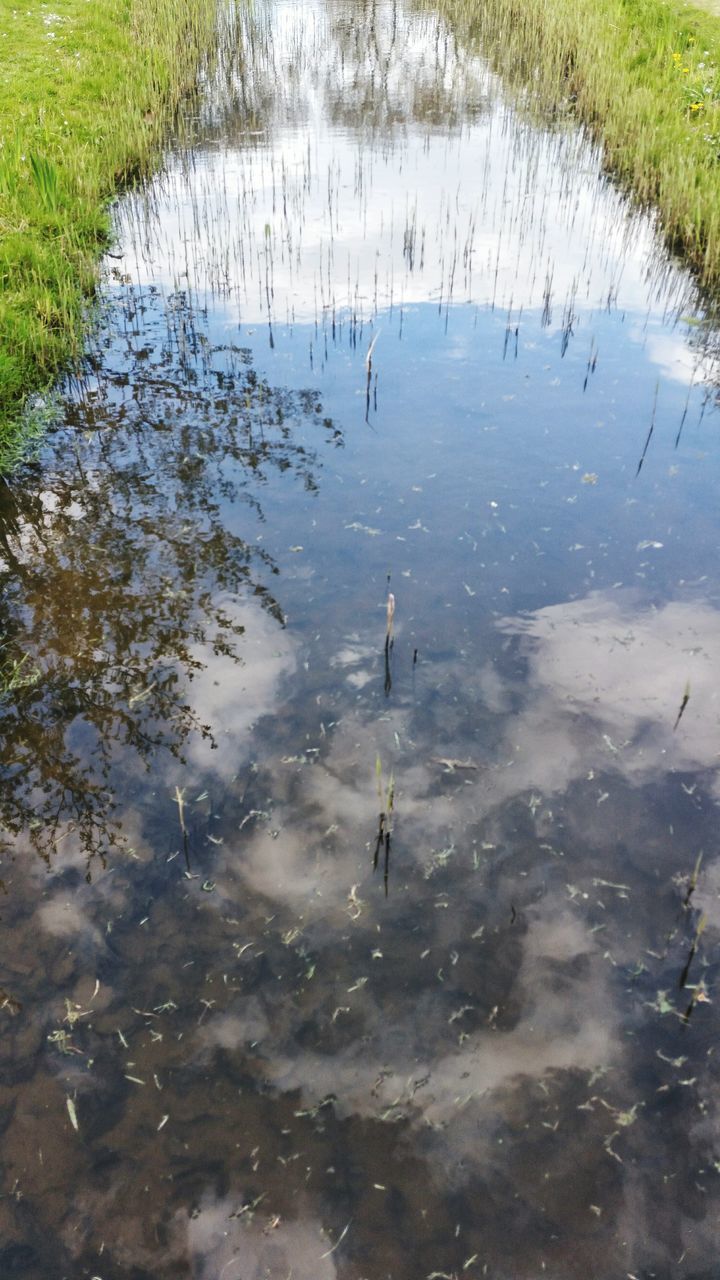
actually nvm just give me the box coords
[0,0,217,465]
[425,0,720,288]
[66,1096,79,1133]
[373,755,395,895]
[173,784,191,869]
[174,786,187,837]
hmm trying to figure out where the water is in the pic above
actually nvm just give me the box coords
[2,1,720,1276]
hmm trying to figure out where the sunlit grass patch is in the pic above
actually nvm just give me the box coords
[0,0,216,466]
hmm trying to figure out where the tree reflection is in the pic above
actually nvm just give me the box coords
[0,288,341,870]
[323,0,491,133]
[186,0,490,151]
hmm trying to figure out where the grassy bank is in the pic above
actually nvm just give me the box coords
[433,0,720,289]
[0,0,216,467]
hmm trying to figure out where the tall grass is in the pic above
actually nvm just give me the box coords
[0,0,217,465]
[429,0,720,289]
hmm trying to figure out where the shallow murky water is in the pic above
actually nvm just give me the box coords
[2,1,720,1276]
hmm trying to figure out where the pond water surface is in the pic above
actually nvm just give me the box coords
[2,1,720,1277]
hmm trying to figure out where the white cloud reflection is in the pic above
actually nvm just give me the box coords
[185,1196,338,1280]
[184,597,297,778]
[493,589,720,800]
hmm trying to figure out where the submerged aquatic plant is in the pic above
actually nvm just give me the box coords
[0,648,40,699]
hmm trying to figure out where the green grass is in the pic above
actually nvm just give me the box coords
[431,0,720,290]
[0,0,216,466]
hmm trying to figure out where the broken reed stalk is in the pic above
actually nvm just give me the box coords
[384,592,395,696]
[385,592,395,643]
[679,912,708,989]
[673,678,691,731]
[373,757,395,891]
[365,331,380,422]
[683,851,703,907]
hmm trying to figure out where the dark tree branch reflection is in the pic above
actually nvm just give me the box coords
[0,288,341,870]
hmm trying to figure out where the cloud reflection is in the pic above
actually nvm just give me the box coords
[494,590,720,800]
